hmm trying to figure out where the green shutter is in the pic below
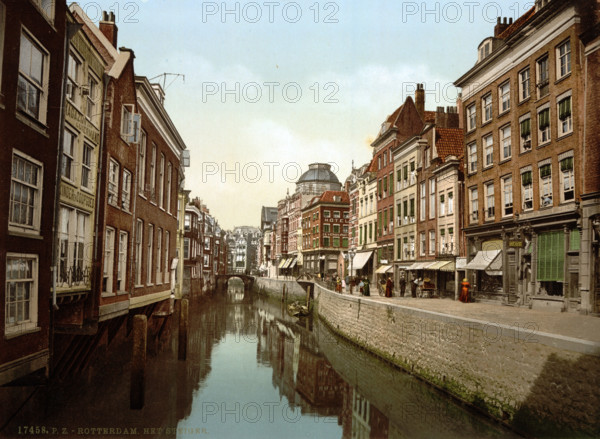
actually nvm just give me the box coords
[522,171,532,186]
[403,200,408,217]
[520,119,531,138]
[540,164,552,178]
[537,231,565,281]
[384,209,388,226]
[378,179,382,196]
[410,199,415,216]
[560,157,573,172]
[539,109,550,129]
[440,194,445,203]
[403,166,408,180]
[448,227,454,235]
[397,169,402,181]
[389,173,393,193]
[570,229,580,251]
[440,228,445,236]
[410,161,415,172]
[559,97,571,121]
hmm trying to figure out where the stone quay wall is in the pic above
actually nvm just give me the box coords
[309,280,599,437]
[254,277,307,302]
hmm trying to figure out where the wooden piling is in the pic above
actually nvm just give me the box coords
[306,285,311,307]
[178,299,189,361]
[130,314,147,410]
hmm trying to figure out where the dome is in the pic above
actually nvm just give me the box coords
[297,163,340,185]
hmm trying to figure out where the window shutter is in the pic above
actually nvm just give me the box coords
[540,164,552,178]
[440,194,445,202]
[560,157,573,172]
[521,171,532,186]
[539,109,550,129]
[570,229,580,251]
[559,97,571,121]
[440,229,445,236]
[410,199,415,216]
[410,162,415,172]
[537,231,564,281]
[403,166,408,180]
[520,119,531,138]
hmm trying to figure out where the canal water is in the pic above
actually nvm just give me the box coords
[1,280,521,438]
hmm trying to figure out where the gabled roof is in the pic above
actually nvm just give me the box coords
[319,190,350,204]
[435,128,464,161]
[498,7,536,40]
[423,111,436,123]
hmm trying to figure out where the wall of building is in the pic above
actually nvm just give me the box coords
[315,284,600,436]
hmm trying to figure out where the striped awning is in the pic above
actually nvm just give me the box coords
[375,264,392,274]
[278,258,288,268]
[408,261,436,270]
[289,258,297,268]
[465,250,501,271]
[426,260,452,270]
[282,258,293,269]
[440,261,455,272]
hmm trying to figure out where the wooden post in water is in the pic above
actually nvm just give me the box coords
[281,284,286,303]
[178,299,189,361]
[130,314,147,410]
[306,285,311,307]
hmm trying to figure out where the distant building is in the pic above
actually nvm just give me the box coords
[227,226,262,274]
[259,206,278,275]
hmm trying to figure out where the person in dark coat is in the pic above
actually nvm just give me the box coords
[363,278,370,296]
[385,276,393,297]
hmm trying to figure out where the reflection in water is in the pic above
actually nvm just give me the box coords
[1,285,520,439]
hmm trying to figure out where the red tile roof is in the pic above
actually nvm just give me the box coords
[319,190,350,204]
[423,111,436,123]
[435,128,464,161]
[498,7,536,40]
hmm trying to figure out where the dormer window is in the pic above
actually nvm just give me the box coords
[478,39,492,62]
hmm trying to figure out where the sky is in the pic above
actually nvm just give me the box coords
[80,0,535,229]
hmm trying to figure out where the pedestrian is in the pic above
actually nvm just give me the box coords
[399,274,406,297]
[460,278,471,303]
[385,275,393,297]
[342,278,346,293]
[363,278,370,296]
[411,276,418,297]
[336,276,342,293]
[358,278,365,295]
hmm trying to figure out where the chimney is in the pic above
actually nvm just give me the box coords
[457,93,463,130]
[99,11,118,47]
[435,106,448,128]
[415,83,425,121]
[494,16,510,37]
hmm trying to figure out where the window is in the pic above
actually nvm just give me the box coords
[138,131,147,194]
[409,198,415,222]
[538,107,550,145]
[5,254,38,335]
[557,40,571,79]
[108,159,119,206]
[539,163,553,207]
[560,156,574,202]
[558,95,572,136]
[499,81,510,113]
[62,129,75,181]
[484,134,493,167]
[324,210,330,218]
[520,115,532,152]
[135,220,143,285]
[429,179,435,219]
[57,207,89,288]
[440,229,446,253]
[150,144,156,198]
[32,0,54,19]
[485,183,495,220]
[482,93,492,123]
[183,238,190,259]
[467,104,476,131]
[429,230,435,255]
[468,142,477,173]
[166,163,172,213]
[409,161,416,185]
[420,232,426,256]
[323,224,330,233]
[184,214,191,231]
[66,51,81,105]
[81,143,93,190]
[500,125,511,160]
[448,228,454,253]
[537,55,549,98]
[323,237,329,247]
[502,175,513,217]
[519,67,530,101]
[156,229,162,283]
[333,224,340,234]
[164,231,170,284]
[147,224,154,284]
[343,211,349,219]
[17,31,48,121]
[117,231,128,291]
[470,187,479,223]
[103,227,115,293]
[158,153,165,208]
[121,104,141,143]
[122,169,131,211]
[420,182,426,221]
[342,238,348,248]
[521,170,533,210]
[86,74,99,123]
[447,192,453,214]
[333,237,340,247]
[439,193,445,216]
[9,151,42,233]
[333,211,341,219]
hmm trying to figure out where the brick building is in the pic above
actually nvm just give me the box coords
[183,200,203,295]
[454,0,599,311]
[301,191,350,276]
[0,0,67,385]
[354,160,378,282]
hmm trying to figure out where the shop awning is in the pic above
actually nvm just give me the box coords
[440,261,455,272]
[408,261,436,270]
[485,252,503,276]
[278,259,288,269]
[351,251,373,270]
[455,257,467,270]
[426,260,452,270]
[375,264,392,274]
[464,250,501,271]
[289,258,297,268]
[282,258,293,269]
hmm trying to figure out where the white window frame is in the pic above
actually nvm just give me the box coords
[502,175,513,217]
[519,67,530,101]
[66,50,81,106]
[483,134,493,168]
[439,193,446,216]
[166,162,172,213]
[86,72,100,125]
[5,253,39,336]
[120,104,141,144]
[560,153,575,203]
[149,143,156,199]
[419,182,426,221]
[117,231,128,292]
[429,179,435,219]
[485,182,495,220]
[57,207,89,289]
[183,237,190,260]
[121,169,132,211]
[499,81,510,113]
[519,113,532,153]
[135,220,143,286]
[539,162,553,208]
[9,150,43,234]
[138,131,147,195]
[556,39,571,80]
[521,167,533,211]
[103,227,115,294]
[557,90,573,137]
[467,103,476,131]
[62,128,76,182]
[468,142,477,173]
[536,55,549,99]
[107,158,119,207]
[147,224,154,285]
[81,142,94,191]
[482,93,492,123]
[500,124,511,161]
[164,231,170,284]
[156,228,162,284]
[429,230,435,255]
[17,30,49,122]
[32,0,55,21]
[158,153,165,209]
[419,232,426,256]
[537,104,551,146]
[470,187,478,223]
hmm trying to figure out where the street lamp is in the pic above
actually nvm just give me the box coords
[348,248,356,294]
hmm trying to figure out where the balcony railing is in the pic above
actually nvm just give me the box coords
[58,264,91,288]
